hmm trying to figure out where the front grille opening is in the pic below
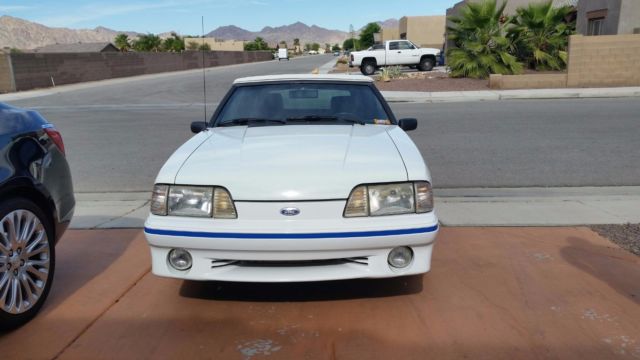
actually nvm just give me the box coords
[210,257,369,269]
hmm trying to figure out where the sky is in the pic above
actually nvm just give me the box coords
[0,0,461,34]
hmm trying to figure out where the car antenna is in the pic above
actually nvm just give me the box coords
[201,15,207,123]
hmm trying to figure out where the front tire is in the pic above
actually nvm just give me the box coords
[418,57,435,72]
[360,61,376,75]
[0,198,55,331]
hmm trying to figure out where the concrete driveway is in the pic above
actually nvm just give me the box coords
[1,227,638,359]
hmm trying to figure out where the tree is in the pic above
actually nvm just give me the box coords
[332,43,341,52]
[114,33,131,52]
[133,33,162,52]
[198,43,211,51]
[359,22,381,49]
[311,43,320,52]
[446,0,523,79]
[304,43,312,52]
[244,37,269,51]
[187,41,199,50]
[325,43,331,52]
[279,40,288,49]
[163,32,185,52]
[508,1,575,70]
[342,38,359,51]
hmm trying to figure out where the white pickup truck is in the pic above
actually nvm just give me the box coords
[349,40,440,75]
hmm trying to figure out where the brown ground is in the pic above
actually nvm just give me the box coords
[2,227,639,359]
[330,59,489,92]
[591,224,640,256]
[374,72,489,92]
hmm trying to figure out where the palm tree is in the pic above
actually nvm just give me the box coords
[114,34,130,52]
[509,1,575,70]
[133,33,162,52]
[293,38,300,54]
[447,0,522,79]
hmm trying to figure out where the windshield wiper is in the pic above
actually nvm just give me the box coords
[217,118,287,127]
[286,115,365,125]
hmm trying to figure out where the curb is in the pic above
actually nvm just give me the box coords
[381,87,640,103]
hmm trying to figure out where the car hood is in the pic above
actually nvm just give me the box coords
[173,125,408,201]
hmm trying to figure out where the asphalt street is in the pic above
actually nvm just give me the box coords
[5,55,640,192]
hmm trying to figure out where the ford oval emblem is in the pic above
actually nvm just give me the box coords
[280,207,300,216]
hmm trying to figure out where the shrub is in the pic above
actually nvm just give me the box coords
[447,0,523,79]
[508,1,575,70]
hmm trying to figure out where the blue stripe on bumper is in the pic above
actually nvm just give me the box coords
[144,224,439,240]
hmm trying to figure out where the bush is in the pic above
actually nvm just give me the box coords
[379,66,403,82]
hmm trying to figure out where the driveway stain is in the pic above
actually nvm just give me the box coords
[236,339,282,359]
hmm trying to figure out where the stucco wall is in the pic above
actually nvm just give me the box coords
[618,0,640,34]
[183,38,245,51]
[380,27,400,42]
[5,51,271,92]
[400,16,446,49]
[576,0,622,35]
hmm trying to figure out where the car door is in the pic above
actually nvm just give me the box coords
[397,41,420,65]
[386,41,402,65]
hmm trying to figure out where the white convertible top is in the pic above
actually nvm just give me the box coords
[233,74,374,84]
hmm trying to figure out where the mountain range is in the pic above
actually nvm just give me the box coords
[0,15,399,50]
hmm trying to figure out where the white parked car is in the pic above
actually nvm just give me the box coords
[144,74,439,282]
[350,40,440,75]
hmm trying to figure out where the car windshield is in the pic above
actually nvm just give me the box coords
[213,83,392,126]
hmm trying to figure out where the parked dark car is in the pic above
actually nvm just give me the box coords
[0,103,74,331]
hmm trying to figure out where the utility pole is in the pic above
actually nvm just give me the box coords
[349,24,356,51]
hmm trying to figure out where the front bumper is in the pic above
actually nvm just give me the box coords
[144,201,438,282]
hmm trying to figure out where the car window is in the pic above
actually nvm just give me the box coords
[214,83,391,125]
[398,41,415,50]
[389,42,399,50]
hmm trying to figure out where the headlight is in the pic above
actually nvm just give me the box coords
[369,183,415,216]
[151,184,237,218]
[344,182,433,217]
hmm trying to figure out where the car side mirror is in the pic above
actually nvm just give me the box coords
[398,118,418,131]
[190,121,207,134]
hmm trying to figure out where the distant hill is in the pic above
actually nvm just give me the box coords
[376,18,399,29]
[0,15,400,50]
[208,22,349,46]
[0,15,139,50]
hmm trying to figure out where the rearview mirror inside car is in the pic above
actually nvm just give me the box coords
[398,118,418,131]
[190,121,207,133]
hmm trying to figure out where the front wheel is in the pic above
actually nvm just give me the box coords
[360,61,376,76]
[0,198,55,331]
[418,57,435,72]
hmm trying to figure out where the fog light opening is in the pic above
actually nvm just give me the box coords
[388,247,413,269]
[168,248,192,271]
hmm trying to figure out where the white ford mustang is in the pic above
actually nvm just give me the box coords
[144,74,439,282]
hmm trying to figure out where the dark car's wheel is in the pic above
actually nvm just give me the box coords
[360,61,376,75]
[418,57,435,72]
[0,198,55,331]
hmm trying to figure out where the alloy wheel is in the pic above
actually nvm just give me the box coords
[0,210,50,315]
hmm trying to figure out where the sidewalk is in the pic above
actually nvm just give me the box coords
[70,186,640,229]
[381,86,640,103]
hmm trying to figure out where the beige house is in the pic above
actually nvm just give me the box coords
[183,37,245,51]
[399,16,446,49]
[379,27,400,43]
